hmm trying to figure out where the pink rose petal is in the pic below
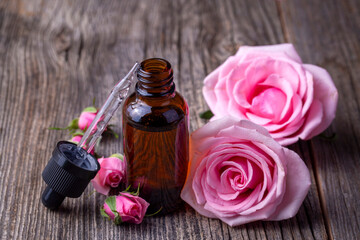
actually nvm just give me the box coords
[236,44,303,63]
[181,117,311,226]
[268,148,311,220]
[91,156,126,195]
[303,64,338,137]
[202,44,337,145]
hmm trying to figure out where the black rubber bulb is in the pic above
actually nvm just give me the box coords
[41,141,100,209]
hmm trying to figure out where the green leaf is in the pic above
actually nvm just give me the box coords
[69,129,77,136]
[134,183,141,196]
[92,97,96,107]
[82,106,97,113]
[120,184,142,196]
[319,132,337,141]
[68,118,79,129]
[72,130,84,137]
[86,190,97,198]
[106,127,119,139]
[113,132,119,139]
[109,153,124,161]
[105,196,118,215]
[199,110,214,120]
[100,207,110,219]
[123,185,132,192]
[114,215,122,225]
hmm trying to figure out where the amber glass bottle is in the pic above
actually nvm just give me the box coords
[122,58,189,214]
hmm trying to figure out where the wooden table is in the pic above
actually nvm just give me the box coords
[0,0,359,239]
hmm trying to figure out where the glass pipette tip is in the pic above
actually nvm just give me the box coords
[77,62,139,153]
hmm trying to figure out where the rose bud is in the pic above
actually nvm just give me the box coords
[78,106,98,130]
[91,154,126,195]
[181,117,311,226]
[203,44,338,145]
[101,193,150,225]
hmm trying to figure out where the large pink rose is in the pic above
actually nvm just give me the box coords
[102,193,149,224]
[203,44,338,145]
[91,154,126,195]
[181,117,311,226]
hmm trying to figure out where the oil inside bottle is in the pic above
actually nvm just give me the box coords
[122,58,189,214]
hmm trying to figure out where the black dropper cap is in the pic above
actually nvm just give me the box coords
[41,141,100,209]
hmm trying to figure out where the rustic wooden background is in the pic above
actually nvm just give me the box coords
[0,0,359,239]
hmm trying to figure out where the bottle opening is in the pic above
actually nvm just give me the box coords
[136,58,175,97]
[139,58,171,75]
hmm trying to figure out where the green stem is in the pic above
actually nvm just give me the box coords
[146,207,163,217]
[48,127,69,130]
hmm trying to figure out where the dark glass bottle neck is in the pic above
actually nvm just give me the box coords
[136,58,175,97]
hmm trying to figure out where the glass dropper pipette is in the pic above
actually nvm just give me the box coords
[78,62,139,153]
[41,62,139,210]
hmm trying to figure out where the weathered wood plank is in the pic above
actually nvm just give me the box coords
[0,0,334,239]
[177,0,328,239]
[278,0,360,239]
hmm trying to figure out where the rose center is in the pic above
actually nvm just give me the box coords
[231,173,246,190]
[107,172,122,187]
[251,88,286,119]
[223,159,264,193]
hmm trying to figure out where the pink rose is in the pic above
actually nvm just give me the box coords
[69,135,95,155]
[78,107,97,130]
[91,154,126,195]
[70,135,82,143]
[203,44,338,145]
[181,117,311,226]
[102,193,149,224]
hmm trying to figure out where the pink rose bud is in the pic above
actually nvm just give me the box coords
[101,193,150,225]
[68,135,95,155]
[203,44,338,145]
[91,154,126,195]
[78,106,98,130]
[69,135,82,144]
[181,117,311,226]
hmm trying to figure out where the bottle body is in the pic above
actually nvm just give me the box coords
[122,58,189,214]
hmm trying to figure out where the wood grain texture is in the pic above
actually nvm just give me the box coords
[277,0,360,239]
[0,0,355,239]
